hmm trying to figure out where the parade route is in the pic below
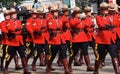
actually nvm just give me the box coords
[0,47,115,74]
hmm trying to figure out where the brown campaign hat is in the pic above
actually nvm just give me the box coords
[51,7,58,12]
[73,6,81,14]
[100,2,109,10]
[37,7,44,14]
[9,8,18,14]
[30,8,39,14]
[62,5,69,12]
[108,4,117,11]
[48,4,54,8]
[84,6,91,12]
[26,5,32,11]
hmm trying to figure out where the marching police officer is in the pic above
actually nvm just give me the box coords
[68,6,94,72]
[3,8,30,74]
[0,9,11,71]
[29,8,49,71]
[57,5,72,66]
[109,4,120,66]
[93,2,120,74]
[84,6,98,58]
[37,8,51,66]
[46,7,71,74]
[1,9,22,71]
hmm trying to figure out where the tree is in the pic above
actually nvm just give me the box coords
[0,0,25,8]
[76,0,91,11]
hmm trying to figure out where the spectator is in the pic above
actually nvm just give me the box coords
[13,2,19,11]
[33,0,41,9]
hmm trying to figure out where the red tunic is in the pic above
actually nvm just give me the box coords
[2,19,24,46]
[47,18,66,45]
[70,17,88,43]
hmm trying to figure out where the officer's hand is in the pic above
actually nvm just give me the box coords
[91,24,95,28]
[41,26,46,29]
[105,24,110,29]
[15,28,22,31]
[110,24,115,28]
[56,28,61,31]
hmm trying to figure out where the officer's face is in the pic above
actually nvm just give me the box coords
[86,12,91,17]
[38,14,43,18]
[75,13,80,18]
[102,10,108,15]
[53,11,58,17]
[63,11,69,16]
[11,13,17,19]
[31,14,37,19]
[5,15,10,20]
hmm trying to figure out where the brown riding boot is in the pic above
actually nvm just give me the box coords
[84,55,94,71]
[57,59,63,66]
[39,53,46,66]
[21,58,31,74]
[45,55,55,71]
[93,60,101,74]
[79,50,84,65]
[46,60,53,74]
[68,57,74,72]
[4,69,8,74]
[45,55,50,65]
[74,56,81,66]
[117,50,120,66]
[112,58,120,74]
[62,58,71,74]
[14,55,22,70]
[32,63,36,71]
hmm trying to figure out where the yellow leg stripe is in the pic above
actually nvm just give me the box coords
[6,54,11,61]
[70,49,73,57]
[95,44,98,50]
[49,45,51,60]
[6,46,8,53]
[94,43,99,60]
[70,42,72,49]
[96,54,99,61]
[34,50,37,57]
[5,46,10,61]
[69,42,73,57]
[26,48,31,55]
[26,42,30,48]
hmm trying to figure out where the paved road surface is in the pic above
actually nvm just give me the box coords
[0,47,115,74]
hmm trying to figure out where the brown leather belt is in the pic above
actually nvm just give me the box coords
[74,29,84,34]
[87,30,94,33]
[53,31,63,34]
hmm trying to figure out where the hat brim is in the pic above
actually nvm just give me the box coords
[62,8,69,12]
[38,12,45,14]
[29,11,39,14]
[84,10,91,12]
[108,8,116,11]
[51,10,59,12]
[100,7,108,10]
[73,10,80,14]
[10,11,18,14]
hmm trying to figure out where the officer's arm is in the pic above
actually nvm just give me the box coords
[25,20,33,35]
[1,22,8,34]
[96,16,106,28]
